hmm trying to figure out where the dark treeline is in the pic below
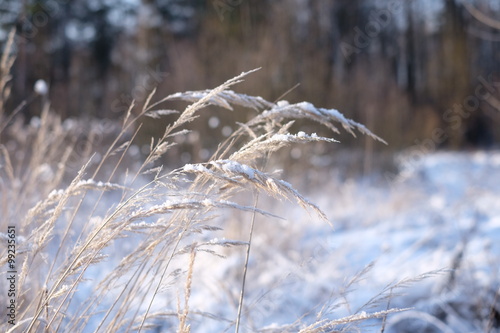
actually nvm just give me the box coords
[1,0,500,150]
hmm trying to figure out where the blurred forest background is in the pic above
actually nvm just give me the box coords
[1,0,500,156]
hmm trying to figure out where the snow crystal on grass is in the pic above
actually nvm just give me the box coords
[48,189,65,198]
[202,198,213,206]
[270,131,337,144]
[78,179,95,185]
[129,220,155,228]
[219,160,255,179]
[320,107,349,123]
[270,133,290,141]
[183,163,207,173]
[296,101,320,115]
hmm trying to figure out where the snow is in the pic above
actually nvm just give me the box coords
[218,159,256,179]
[270,133,290,141]
[18,150,499,332]
[76,179,122,189]
[296,101,319,114]
[34,79,49,96]
[270,131,336,144]
[175,150,500,331]
[182,163,204,172]
[48,189,65,198]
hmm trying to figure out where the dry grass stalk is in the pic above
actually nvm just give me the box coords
[0,28,16,121]
[177,245,196,333]
[0,47,409,332]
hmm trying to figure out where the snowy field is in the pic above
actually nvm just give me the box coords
[2,94,498,332]
[2,125,499,332]
[174,150,500,332]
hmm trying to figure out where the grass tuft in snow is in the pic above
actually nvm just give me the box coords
[0,35,420,332]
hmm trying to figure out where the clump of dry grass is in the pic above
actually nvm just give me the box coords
[0,29,16,122]
[0,34,413,333]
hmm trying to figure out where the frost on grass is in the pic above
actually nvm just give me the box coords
[248,100,387,144]
[183,159,329,222]
[128,198,280,221]
[270,131,338,144]
[163,89,274,111]
[0,67,395,333]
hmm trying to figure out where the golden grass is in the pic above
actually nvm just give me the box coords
[0,34,409,332]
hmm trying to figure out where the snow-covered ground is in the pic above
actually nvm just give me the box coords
[7,148,497,332]
[180,150,500,332]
